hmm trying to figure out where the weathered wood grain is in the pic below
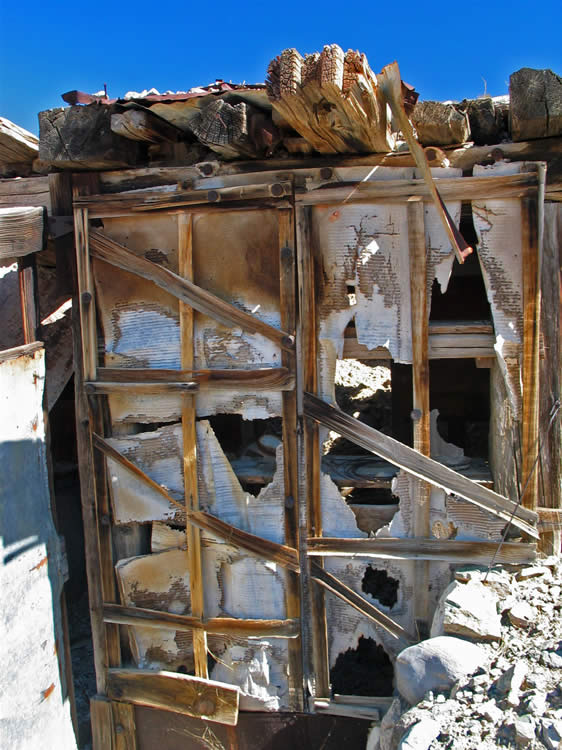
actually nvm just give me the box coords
[91,696,114,750]
[85,381,199,394]
[112,701,137,750]
[106,669,240,726]
[0,206,45,259]
[96,366,294,390]
[111,109,184,143]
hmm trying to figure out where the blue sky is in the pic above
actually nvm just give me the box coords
[1,0,561,135]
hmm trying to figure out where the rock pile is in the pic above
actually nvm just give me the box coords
[373,557,562,749]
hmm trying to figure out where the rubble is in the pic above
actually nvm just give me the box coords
[372,557,562,749]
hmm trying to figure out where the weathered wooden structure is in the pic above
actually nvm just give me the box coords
[1,49,561,750]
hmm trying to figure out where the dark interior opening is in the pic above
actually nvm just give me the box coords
[362,566,399,608]
[330,636,393,697]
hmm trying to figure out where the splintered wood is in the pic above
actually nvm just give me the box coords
[266,45,394,153]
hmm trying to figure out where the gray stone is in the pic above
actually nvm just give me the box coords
[495,662,527,707]
[479,699,503,723]
[431,580,502,642]
[514,715,535,746]
[508,601,537,628]
[542,719,562,749]
[525,691,548,715]
[543,651,562,669]
[398,718,441,750]
[379,697,404,750]
[395,636,487,706]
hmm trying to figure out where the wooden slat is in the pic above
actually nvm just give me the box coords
[91,696,114,750]
[278,207,303,710]
[313,700,381,721]
[310,562,416,644]
[103,603,300,638]
[378,62,472,264]
[112,701,137,750]
[0,206,45,259]
[74,208,97,379]
[307,537,536,565]
[521,195,541,513]
[89,230,293,351]
[95,366,294,390]
[296,204,330,699]
[85,381,199,394]
[537,507,562,531]
[178,211,207,680]
[408,198,431,629]
[303,393,539,537]
[296,172,538,207]
[18,253,39,344]
[106,669,239,726]
[74,180,293,214]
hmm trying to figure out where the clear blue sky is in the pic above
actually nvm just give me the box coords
[1,0,561,136]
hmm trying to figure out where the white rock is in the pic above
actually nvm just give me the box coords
[479,699,503,723]
[496,662,526,707]
[542,719,562,749]
[398,718,441,750]
[514,715,535,746]
[508,601,537,628]
[395,636,487,706]
[516,566,551,581]
[431,580,502,641]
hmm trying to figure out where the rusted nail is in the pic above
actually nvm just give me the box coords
[410,409,422,422]
[319,167,333,180]
[84,383,95,394]
[280,245,293,262]
[199,162,214,176]
[81,291,92,305]
[207,190,220,203]
[270,182,285,197]
[115,725,124,735]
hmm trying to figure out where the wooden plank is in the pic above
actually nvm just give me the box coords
[106,669,239,726]
[313,700,380,721]
[307,537,536,565]
[103,603,300,638]
[88,230,294,351]
[178,211,208,680]
[537,507,562,531]
[111,109,183,143]
[303,393,539,537]
[94,366,294,390]
[18,253,39,344]
[296,204,330,699]
[91,696,114,750]
[279,207,304,711]
[112,702,137,750]
[408,198,431,629]
[0,206,44,259]
[0,116,38,164]
[521,195,541,513]
[296,172,538,207]
[74,181,292,214]
[310,562,417,643]
[378,61,472,264]
[85,381,199,394]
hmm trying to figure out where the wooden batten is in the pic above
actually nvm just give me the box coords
[106,669,240,726]
[304,393,539,537]
[93,365,294,390]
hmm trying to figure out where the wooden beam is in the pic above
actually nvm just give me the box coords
[111,701,137,750]
[0,206,45,259]
[521,195,541,513]
[111,109,183,143]
[307,537,536,565]
[106,669,240,726]
[310,562,416,644]
[278,206,303,710]
[91,696,114,750]
[408,198,431,630]
[103,603,300,638]
[88,230,294,352]
[178,211,207,680]
[296,172,538,207]
[378,61,472,264]
[94,365,294,390]
[85,381,199,394]
[296,204,330,699]
[303,393,539,537]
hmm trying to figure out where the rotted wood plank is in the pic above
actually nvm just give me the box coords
[91,696,114,750]
[94,365,294,390]
[408,198,431,627]
[378,62,472,264]
[178,211,207,680]
[112,701,137,750]
[88,230,293,351]
[303,393,539,537]
[296,204,330,699]
[310,562,417,643]
[106,669,240,726]
[307,537,536,565]
[103,603,300,638]
[279,206,304,710]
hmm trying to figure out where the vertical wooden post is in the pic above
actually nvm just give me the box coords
[296,205,330,699]
[408,198,431,632]
[279,206,304,711]
[178,212,208,679]
[521,196,540,513]
[112,701,137,750]
[18,253,39,343]
[91,696,115,750]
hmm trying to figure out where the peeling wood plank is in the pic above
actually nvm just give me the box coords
[112,701,137,750]
[378,62,472,264]
[296,172,538,207]
[89,230,293,352]
[103,604,300,638]
[310,562,416,643]
[307,537,536,564]
[96,366,294,390]
[303,393,539,537]
[178,211,208,680]
[106,669,240,726]
[91,696,114,750]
